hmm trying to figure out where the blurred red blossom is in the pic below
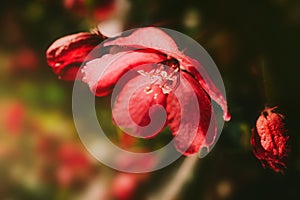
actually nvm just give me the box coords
[63,0,116,21]
[56,143,94,187]
[93,0,117,21]
[111,173,146,200]
[251,107,290,173]
[36,135,94,187]
[8,47,38,72]
[1,101,26,135]
[63,0,86,15]
[36,134,60,162]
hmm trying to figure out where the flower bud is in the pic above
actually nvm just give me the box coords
[251,107,290,173]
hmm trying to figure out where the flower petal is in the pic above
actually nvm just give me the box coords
[181,58,231,121]
[112,74,167,138]
[103,27,230,121]
[82,51,166,96]
[166,72,217,155]
[104,27,179,54]
[46,32,105,80]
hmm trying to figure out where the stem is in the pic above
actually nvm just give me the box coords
[260,57,274,105]
[148,155,199,200]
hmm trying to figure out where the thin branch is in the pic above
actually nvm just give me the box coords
[148,154,199,200]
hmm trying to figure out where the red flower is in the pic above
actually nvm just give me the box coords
[111,173,146,200]
[63,0,117,21]
[93,0,117,21]
[63,0,86,15]
[46,27,230,156]
[56,143,93,187]
[2,101,26,135]
[251,107,290,173]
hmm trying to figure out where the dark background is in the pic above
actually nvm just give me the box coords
[0,0,299,199]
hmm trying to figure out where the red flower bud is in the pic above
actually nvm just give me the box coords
[251,107,290,173]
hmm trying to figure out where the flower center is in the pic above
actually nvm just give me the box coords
[137,58,180,95]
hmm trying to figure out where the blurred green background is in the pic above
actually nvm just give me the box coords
[0,0,300,199]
